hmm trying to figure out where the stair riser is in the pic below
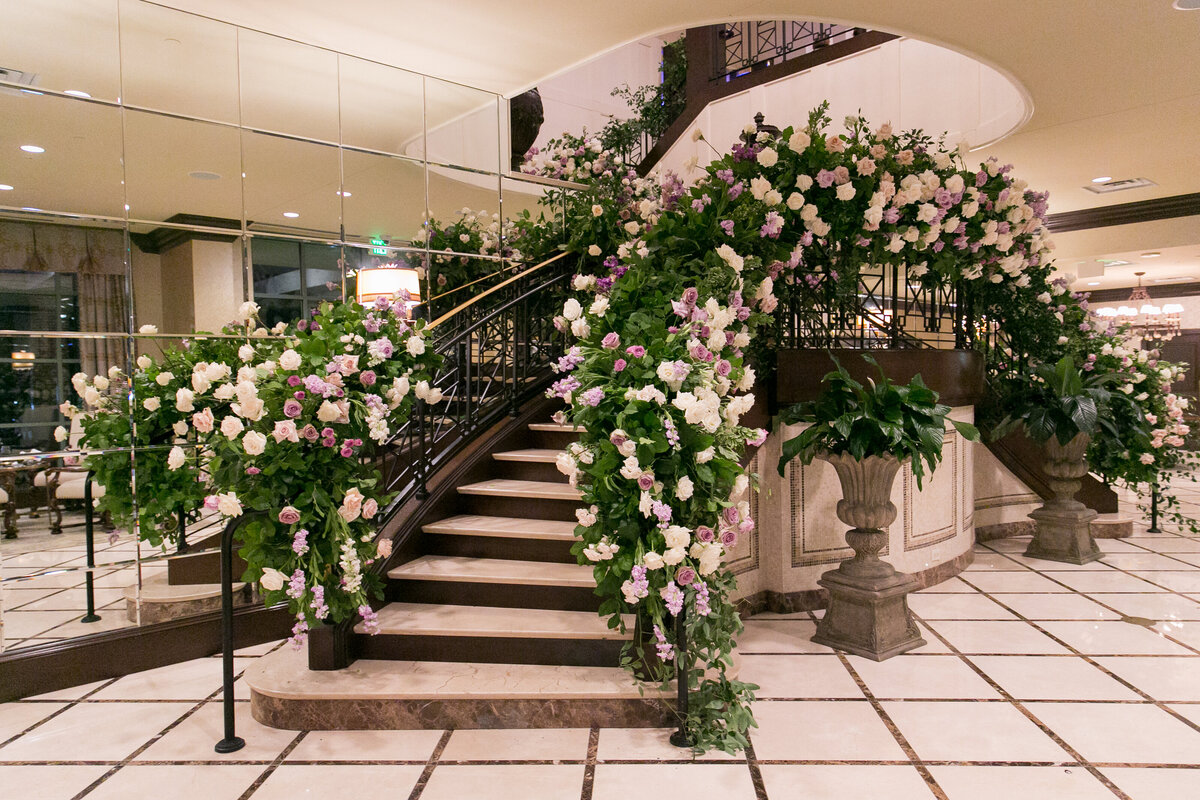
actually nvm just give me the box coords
[527,430,580,450]
[492,460,567,483]
[423,533,577,564]
[356,634,623,667]
[456,494,579,521]
[387,579,601,612]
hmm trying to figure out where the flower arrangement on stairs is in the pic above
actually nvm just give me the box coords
[65,298,442,646]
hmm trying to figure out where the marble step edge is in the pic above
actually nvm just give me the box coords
[353,602,632,639]
[422,515,577,541]
[457,479,580,500]
[388,554,595,587]
[493,448,563,463]
[528,421,584,433]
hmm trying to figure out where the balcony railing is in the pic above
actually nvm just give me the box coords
[712,22,863,82]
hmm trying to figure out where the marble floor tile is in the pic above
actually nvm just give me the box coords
[1124,537,1200,553]
[740,654,865,699]
[84,764,261,800]
[993,593,1123,621]
[1036,621,1195,656]
[1046,572,1167,594]
[915,577,980,593]
[1100,767,1200,799]
[847,654,1001,700]
[907,593,1018,620]
[596,728,738,761]
[1101,553,1198,571]
[0,764,110,799]
[1088,592,1200,621]
[440,727,590,761]
[420,764,584,800]
[134,702,297,763]
[750,701,906,761]
[89,657,252,701]
[1092,657,1200,701]
[883,701,1070,762]
[736,619,830,653]
[967,655,1141,701]
[963,553,1028,571]
[252,764,425,800]
[958,572,1073,593]
[1025,702,1200,764]
[759,764,935,799]
[922,620,1072,655]
[0,701,192,761]
[1128,571,1200,593]
[593,763,756,800]
[0,702,67,742]
[284,729,443,762]
[930,765,1115,800]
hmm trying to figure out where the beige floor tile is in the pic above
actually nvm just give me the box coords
[1165,703,1200,727]
[923,620,1072,654]
[847,654,1001,700]
[0,765,110,799]
[1102,553,1197,571]
[596,727,738,761]
[1129,571,1200,593]
[968,655,1141,701]
[89,657,252,701]
[23,680,110,701]
[931,765,1115,800]
[1025,702,1200,764]
[736,620,829,653]
[0,610,82,640]
[750,701,906,761]
[916,577,979,593]
[883,701,1070,762]
[740,655,864,699]
[1101,767,1200,799]
[1125,537,1200,553]
[135,702,297,762]
[759,764,934,799]
[1047,572,1167,594]
[993,593,1122,621]
[252,764,425,799]
[959,572,1072,593]
[1014,556,1115,572]
[592,763,756,800]
[0,701,192,761]
[420,764,584,800]
[908,593,1018,620]
[84,764,261,800]
[0,702,67,742]
[980,537,1032,553]
[1092,657,1200,702]
[285,729,443,762]
[440,728,589,761]
[1089,593,1200,621]
[1037,621,1195,655]
[964,553,1028,571]
[233,640,285,657]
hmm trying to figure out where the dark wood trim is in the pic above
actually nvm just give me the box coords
[129,214,241,254]
[356,633,622,667]
[1086,284,1200,303]
[774,348,986,407]
[1045,193,1200,234]
[985,432,1118,514]
[385,580,601,612]
[0,603,292,702]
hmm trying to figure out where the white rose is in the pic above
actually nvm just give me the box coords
[588,244,601,256]
[836,183,857,201]
[138,324,158,334]
[216,492,242,518]
[173,420,188,436]
[756,147,778,168]
[406,336,426,356]
[93,375,109,391]
[136,355,152,370]
[156,371,174,386]
[763,189,782,206]
[220,416,244,439]
[192,373,211,394]
[143,397,161,412]
[562,298,583,321]
[242,430,267,456]
[624,221,640,235]
[796,174,814,191]
[788,132,811,153]
[590,297,609,317]
[53,425,68,443]
[642,552,665,571]
[83,387,102,406]
[591,204,603,217]
[167,446,187,470]
[175,388,195,412]
[238,344,255,362]
[317,400,341,422]
[279,349,302,371]
[787,192,805,211]
[663,547,686,566]
[664,525,691,549]
[571,318,590,338]
[239,301,259,321]
[259,566,285,591]
[696,447,714,463]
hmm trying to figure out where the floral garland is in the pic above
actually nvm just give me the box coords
[67,298,442,645]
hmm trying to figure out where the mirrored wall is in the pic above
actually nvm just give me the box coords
[0,0,560,652]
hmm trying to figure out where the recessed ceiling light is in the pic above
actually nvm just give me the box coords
[20,145,45,153]
[283,211,300,218]
[19,89,43,96]
[0,184,12,191]
[1173,0,1200,10]
[63,89,91,98]
[188,170,222,180]
[1141,252,1161,258]
[1091,176,1112,183]
[1087,281,1100,286]
[336,190,352,197]
[1154,276,1191,283]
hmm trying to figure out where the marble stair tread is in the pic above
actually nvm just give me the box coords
[457,478,580,500]
[121,572,246,603]
[423,515,577,541]
[528,421,584,433]
[245,647,671,701]
[356,602,632,639]
[493,448,563,463]
[1092,512,1135,538]
[389,555,595,587]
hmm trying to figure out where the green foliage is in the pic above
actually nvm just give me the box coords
[600,37,688,161]
[777,355,979,488]
[992,356,1124,446]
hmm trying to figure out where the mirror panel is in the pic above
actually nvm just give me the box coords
[341,150,427,248]
[243,132,342,239]
[424,78,501,173]
[0,0,121,103]
[238,29,339,142]
[339,56,424,157]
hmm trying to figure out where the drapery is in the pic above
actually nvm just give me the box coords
[76,231,129,378]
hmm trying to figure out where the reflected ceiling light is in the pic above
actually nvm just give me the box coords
[283,211,300,218]
[188,170,221,180]
[1173,0,1200,10]
[19,145,44,153]
[0,184,12,191]
[337,190,352,197]
[1141,251,1161,258]
[1090,176,1112,183]
[11,349,35,371]
[63,89,91,98]
[1087,281,1100,286]
[1096,307,1118,317]
[19,89,43,95]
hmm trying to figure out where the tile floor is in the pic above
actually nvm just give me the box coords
[3,506,1200,798]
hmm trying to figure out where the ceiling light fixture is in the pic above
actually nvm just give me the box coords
[1087,281,1100,286]
[1124,271,1180,342]
[337,190,352,197]
[63,89,91,98]
[1091,176,1112,183]
[283,211,299,218]
[1173,0,1200,10]
[0,184,12,191]
[19,145,44,153]
[1141,251,1161,258]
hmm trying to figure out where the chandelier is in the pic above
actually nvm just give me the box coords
[1096,271,1182,342]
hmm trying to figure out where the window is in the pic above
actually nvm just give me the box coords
[249,239,344,327]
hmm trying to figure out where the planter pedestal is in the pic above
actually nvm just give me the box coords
[1026,434,1102,565]
[812,453,925,661]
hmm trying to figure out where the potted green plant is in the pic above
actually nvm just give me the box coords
[777,355,979,660]
[992,355,1124,564]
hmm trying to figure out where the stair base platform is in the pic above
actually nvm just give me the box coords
[246,648,674,731]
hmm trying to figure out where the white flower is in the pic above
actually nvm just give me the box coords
[92,375,109,391]
[220,416,244,439]
[83,387,101,406]
[696,447,714,463]
[763,189,782,206]
[317,400,341,422]
[136,355,152,370]
[143,397,161,412]
[53,425,68,443]
[138,324,158,334]
[175,388,195,412]
[575,506,597,527]
[279,349,302,371]
[664,525,690,549]
[588,244,601,256]
[562,298,583,321]
[624,221,640,235]
[663,547,686,566]
[242,430,267,456]
[239,301,259,321]
[786,192,805,211]
[836,183,856,201]
[238,344,255,361]
[173,420,188,436]
[756,147,778,168]
[642,551,665,570]
[788,132,811,153]
[571,318,590,338]
[405,336,426,357]
[796,174,814,191]
[749,175,772,201]
[591,204,603,217]
[214,383,235,400]
[590,297,609,317]
[192,373,212,394]
[156,371,174,386]
[716,244,744,273]
[259,566,285,591]
[216,492,243,518]
[691,128,704,142]
[167,446,187,470]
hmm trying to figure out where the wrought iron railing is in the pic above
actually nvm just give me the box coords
[774,264,975,351]
[712,21,862,82]
[375,252,574,509]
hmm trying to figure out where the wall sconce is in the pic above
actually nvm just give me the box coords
[355,265,423,313]
[11,349,35,371]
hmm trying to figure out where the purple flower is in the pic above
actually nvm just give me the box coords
[682,286,699,305]
[613,358,627,373]
[723,506,740,526]
[660,581,684,616]
[292,528,309,555]
[283,399,303,418]
[721,528,739,547]
[358,604,379,635]
[728,182,745,200]
[360,370,377,386]
[720,219,735,236]
[883,208,900,225]
[287,375,302,387]
[715,359,732,377]
[653,624,673,661]
[579,387,604,407]
[675,566,696,586]
[817,169,837,188]
[601,332,620,350]
[760,210,784,239]
[625,345,646,358]
[696,526,715,543]
[301,424,319,442]
[637,473,655,492]
[651,500,672,526]
[694,580,711,616]
[286,568,306,600]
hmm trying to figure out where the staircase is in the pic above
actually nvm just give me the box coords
[245,416,673,730]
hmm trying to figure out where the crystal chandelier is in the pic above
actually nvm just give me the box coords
[1096,271,1182,342]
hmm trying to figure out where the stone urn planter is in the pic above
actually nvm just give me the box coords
[1026,433,1102,564]
[811,452,926,661]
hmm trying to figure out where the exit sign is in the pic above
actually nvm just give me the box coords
[370,238,388,256]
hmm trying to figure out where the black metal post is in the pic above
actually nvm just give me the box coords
[80,473,100,623]
[669,606,691,748]
[415,398,429,500]
[214,512,257,754]
[177,507,188,554]
[1148,487,1162,533]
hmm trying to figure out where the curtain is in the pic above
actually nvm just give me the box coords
[76,231,129,378]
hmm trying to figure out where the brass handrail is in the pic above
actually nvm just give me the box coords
[426,251,571,331]
[425,261,511,303]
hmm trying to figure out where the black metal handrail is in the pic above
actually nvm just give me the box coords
[713,21,861,82]
[215,510,267,754]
